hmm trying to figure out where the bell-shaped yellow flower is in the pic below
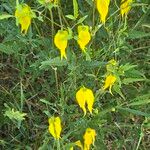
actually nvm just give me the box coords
[76,87,94,116]
[96,0,110,24]
[120,0,133,17]
[54,30,68,59]
[83,128,96,150]
[77,25,91,52]
[103,74,116,95]
[15,4,33,34]
[48,116,62,140]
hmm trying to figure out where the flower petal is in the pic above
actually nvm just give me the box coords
[96,0,110,24]
[48,116,62,139]
[120,0,133,17]
[77,25,91,52]
[54,30,68,59]
[76,88,87,116]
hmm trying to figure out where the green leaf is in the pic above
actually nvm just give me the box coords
[40,99,53,105]
[0,43,15,54]
[113,84,125,100]
[119,63,137,72]
[77,15,88,24]
[128,30,150,39]
[65,15,76,20]
[40,57,67,69]
[73,0,79,19]
[0,14,13,20]
[122,78,145,85]
[85,52,91,61]
[117,107,150,117]
[129,94,150,106]
[4,108,27,121]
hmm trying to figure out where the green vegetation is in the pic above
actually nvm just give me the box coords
[0,0,150,149]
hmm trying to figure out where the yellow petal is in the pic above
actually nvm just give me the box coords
[83,128,96,150]
[120,0,133,17]
[48,116,62,139]
[15,4,32,34]
[96,0,110,24]
[54,30,68,59]
[76,87,87,115]
[103,74,116,94]
[76,87,95,115]
[77,25,91,52]
[85,89,94,114]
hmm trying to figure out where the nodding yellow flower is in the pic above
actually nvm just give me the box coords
[120,0,133,17]
[106,59,117,72]
[96,0,110,24]
[76,87,94,116]
[48,116,62,140]
[54,30,68,59]
[77,25,91,52]
[103,74,117,95]
[15,4,33,34]
[83,128,96,150]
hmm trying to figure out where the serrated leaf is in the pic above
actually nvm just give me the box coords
[73,0,79,19]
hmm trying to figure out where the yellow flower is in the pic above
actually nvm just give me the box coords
[76,87,94,116]
[120,0,133,17]
[96,0,110,24]
[83,128,96,150]
[54,30,69,59]
[106,59,117,72]
[103,74,116,94]
[15,4,33,34]
[48,116,62,140]
[77,25,91,52]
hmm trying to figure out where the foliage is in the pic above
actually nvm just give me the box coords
[0,0,150,149]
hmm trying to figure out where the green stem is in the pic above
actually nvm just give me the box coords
[50,9,54,47]
[57,139,61,150]
[57,7,63,29]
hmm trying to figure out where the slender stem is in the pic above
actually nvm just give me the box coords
[52,67,59,99]
[57,7,63,29]
[135,123,144,150]
[50,9,54,47]
[57,139,61,150]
